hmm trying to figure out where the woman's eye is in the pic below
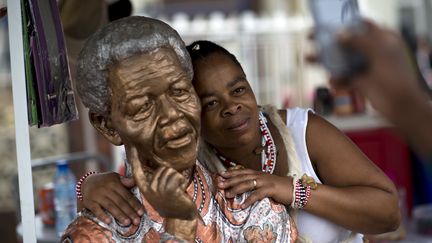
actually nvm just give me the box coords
[204,100,218,110]
[233,87,245,95]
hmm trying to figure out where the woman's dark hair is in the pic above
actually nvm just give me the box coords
[186,40,244,73]
[108,0,133,22]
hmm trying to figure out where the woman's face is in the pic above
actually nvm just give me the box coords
[192,53,260,150]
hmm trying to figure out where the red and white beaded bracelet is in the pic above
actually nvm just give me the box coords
[76,171,97,201]
[296,179,310,209]
[291,177,313,209]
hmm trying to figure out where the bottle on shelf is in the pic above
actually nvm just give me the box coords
[332,88,354,116]
[53,160,77,237]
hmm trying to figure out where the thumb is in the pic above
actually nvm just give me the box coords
[120,177,136,188]
[178,174,189,191]
[337,19,377,57]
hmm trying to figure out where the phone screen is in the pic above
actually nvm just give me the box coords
[309,0,364,77]
[312,0,360,29]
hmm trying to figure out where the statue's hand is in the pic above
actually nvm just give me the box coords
[127,146,197,220]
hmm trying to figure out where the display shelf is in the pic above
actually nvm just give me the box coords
[324,112,391,132]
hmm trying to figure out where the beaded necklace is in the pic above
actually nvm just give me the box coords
[215,112,277,174]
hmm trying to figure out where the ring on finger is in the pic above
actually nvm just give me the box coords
[252,179,257,190]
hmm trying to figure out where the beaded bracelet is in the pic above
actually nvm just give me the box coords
[291,177,312,209]
[76,171,97,201]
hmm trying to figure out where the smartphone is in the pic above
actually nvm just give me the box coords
[309,0,367,78]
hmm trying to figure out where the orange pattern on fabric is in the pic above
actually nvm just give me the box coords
[62,163,297,243]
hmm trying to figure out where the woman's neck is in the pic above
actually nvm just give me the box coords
[213,112,289,175]
[213,123,263,170]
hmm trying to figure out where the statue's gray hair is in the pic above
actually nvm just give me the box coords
[76,16,193,115]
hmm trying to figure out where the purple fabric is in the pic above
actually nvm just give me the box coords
[27,0,77,126]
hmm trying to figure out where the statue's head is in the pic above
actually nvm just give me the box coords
[76,16,200,172]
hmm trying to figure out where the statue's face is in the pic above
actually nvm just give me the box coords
[108,47,201,171]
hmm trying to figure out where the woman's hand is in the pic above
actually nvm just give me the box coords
[217,168,294,208]
[81,172,144,226]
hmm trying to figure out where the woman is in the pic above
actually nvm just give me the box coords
[80,40,400,242]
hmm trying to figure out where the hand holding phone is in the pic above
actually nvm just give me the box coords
[309,0,367,78]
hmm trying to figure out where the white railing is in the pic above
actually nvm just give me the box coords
[152,11,322,108]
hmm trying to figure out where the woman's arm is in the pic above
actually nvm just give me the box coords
[219,111,400,234]
[304,113,400,234]
[80,172,144,225]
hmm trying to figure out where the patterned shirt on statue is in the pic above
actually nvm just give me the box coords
[62,162,297,242]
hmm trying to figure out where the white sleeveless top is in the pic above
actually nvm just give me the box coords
[286,108,363,243]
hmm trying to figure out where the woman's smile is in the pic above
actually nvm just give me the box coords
[226,117,250,133]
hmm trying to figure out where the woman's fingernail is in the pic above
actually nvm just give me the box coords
[137,209,144,216]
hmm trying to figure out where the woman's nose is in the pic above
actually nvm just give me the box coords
[222,103,241,117]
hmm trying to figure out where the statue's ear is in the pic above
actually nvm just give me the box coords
[89,111,123,146]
